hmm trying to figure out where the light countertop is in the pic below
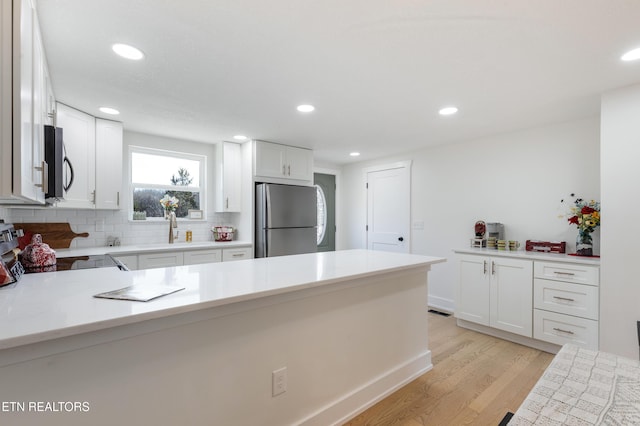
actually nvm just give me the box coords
[55,240,253,258]
[453,247,600,266]
[0,249,445,350]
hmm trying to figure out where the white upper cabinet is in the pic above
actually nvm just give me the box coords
[253,140,313,184]
[0,0,50,204]
[55,103,96,209]
[215,141,242,212]
[54,103,123,210]
[95,119,123,209]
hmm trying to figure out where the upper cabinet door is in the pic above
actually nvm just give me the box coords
[95,119,123,210]
[1,0,47,204]
[55,103,96,209]
[285,145,313,182]
[254,140,286,179]
[216,141,242,212]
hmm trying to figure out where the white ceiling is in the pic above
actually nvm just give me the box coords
[36,0,640,165]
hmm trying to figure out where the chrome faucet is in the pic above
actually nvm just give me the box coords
[168,211,178,243]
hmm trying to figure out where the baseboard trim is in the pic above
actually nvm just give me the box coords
[456,319,561,354]
[298,350,433,426]
[427,295,454,313]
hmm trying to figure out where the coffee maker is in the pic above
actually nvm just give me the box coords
[486,222,504,241]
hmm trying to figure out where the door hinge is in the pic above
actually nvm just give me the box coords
[366,182,368,189]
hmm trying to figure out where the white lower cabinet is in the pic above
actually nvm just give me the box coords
[456,254,533,338]
[183,249,221,265]
[138,252,184,270]
[533,261,599,350]
[456,251,600,351]
[118,245,252,270]
[222,247,253,262]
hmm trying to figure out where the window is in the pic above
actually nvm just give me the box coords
[316,185,327,244]
[130,146,205,219]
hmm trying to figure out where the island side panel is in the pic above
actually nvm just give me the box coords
[0,266,430,426]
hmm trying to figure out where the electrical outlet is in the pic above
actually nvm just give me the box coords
[272,367,287,397]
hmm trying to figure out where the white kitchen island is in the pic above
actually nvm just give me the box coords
[0,249,444,426]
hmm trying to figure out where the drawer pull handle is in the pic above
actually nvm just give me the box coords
[553,296,575,302]
[553,327,575,335]
[554,271,576,276]
[232,253,244,257]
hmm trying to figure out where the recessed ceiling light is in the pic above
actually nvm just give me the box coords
[621,47,640,62]
[233,135,248,141]
[439,106,458,116]
[99,107,120,115]
[297,104,315,113]
[112,43,144,60]
[350,152,361,157]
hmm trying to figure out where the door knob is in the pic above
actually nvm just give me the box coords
[398,237,404,242]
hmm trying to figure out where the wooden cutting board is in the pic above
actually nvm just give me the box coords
[14,223,89,249]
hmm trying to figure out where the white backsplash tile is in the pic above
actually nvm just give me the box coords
[5,208,241,248]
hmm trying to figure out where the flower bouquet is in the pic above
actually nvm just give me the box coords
[160,195,179,219]
[561,194,600,256]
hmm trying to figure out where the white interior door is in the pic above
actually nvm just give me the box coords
[366,163,411,253]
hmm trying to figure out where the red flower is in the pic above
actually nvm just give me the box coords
[568,216,579,224]
[581,206,595,214]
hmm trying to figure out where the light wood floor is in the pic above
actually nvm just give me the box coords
[343,311,554,426]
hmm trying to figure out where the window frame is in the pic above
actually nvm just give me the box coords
[128,145,207,221]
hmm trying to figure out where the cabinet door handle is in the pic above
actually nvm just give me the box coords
[553,296,575,302]
[491,261,495,275]
[226,197,229,209]
[117,191,120,207]
[554,271,576,276]
[282,165,286,176]
[288,165,291,176]
[483,260,487,275]
[553,327,575,335]
[35,161,48,193]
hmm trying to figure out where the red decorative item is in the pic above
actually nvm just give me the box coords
[525,240,566,254]
[19,234,57,269]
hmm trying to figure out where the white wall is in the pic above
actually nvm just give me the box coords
[600,83,640,358]
[340,117,600,312]
[6,131,244,247]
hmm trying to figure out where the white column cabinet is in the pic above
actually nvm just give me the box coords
[456,254,533,338]
[215,141,242,212]
[254,140,313,184]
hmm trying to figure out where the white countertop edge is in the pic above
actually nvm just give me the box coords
[453,247,600,265]
[0,250,446,351]
[55,240,253,257]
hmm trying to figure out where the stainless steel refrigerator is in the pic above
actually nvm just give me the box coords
[255,183,317,258]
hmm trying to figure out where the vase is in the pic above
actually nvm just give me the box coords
[576,229,593,256]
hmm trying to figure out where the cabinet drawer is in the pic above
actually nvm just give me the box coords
[183,249,222,266]
[534,279,599,320]
[222,247,253,262]
[534,261,599,286]
[533,309,598,350]
[138,252,184,270]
